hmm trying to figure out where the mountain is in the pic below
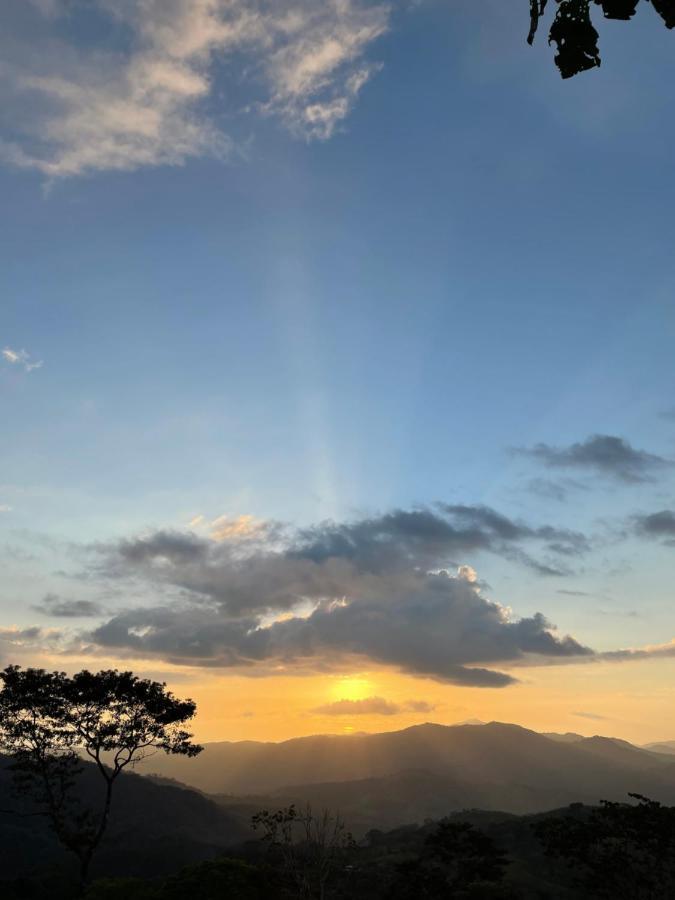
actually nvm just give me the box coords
[644,740,675,756]
[140,721,675,820]
[542,731,585,743]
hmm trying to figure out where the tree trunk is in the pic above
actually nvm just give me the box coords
[79,851,93,895]
[77,775,115,893]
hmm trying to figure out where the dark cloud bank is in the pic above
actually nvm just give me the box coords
[84,504,594,687]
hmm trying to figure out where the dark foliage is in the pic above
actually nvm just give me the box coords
[0,666,202,887]
[80,858,279,900]
[252,804,355,900]
[527,0,675,78]
[386,819,513,899]
[535,793,675,898]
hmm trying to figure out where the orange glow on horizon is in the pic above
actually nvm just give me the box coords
[25,646,675,747]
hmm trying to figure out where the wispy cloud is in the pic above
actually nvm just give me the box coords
[573,710,609,721]
[0,0,390,178]
[2,347,43,372]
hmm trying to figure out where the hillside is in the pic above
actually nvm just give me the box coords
[0,758,251,882]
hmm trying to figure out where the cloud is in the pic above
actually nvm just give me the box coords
[94,504,589,617]
[517,434,670,483]
[87,580,592,686]
[573,711,609,721]
[634,510,675,546]
[32,593,105,618]
[2,347,43,373]
[0,0,390,178]
[0,626,44,643]
[81,505,595,686]
[0,624,64,669]
[599,639,675,663]
[526,477,588,502]
[312,696,401,715]
[289,503,588,575]
[0,505,12,513]
[457,565,478,583]
[405,699,435,713]
[311,696,436,716]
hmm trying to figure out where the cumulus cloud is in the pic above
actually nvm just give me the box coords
[32,593,105,618]
[517,434,670,483]
[2,347,43,373]
[311,695,436,715]
[0,0,390,178]
[457,565,478,583]
[94,504,589,616]
[289,504,588,575]
[87,576,592,686]
[81,504,595,686]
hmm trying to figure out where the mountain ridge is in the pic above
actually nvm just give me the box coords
[140,720,675,817]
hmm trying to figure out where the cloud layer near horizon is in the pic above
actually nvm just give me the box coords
[79,504,594,686]
[0,0,390,177]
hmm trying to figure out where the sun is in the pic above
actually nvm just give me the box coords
[330,676,372,702]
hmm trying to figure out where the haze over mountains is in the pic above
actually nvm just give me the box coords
[140,721,675,828]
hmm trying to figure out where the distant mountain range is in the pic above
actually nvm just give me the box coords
[139,721,675,829]
[5,721,675,883]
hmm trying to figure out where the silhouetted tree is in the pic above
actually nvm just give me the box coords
[387,819,513,899]
[0,665,202,889]
[528,0,674,78]
[252,803,354,900]
[534,793,675,898]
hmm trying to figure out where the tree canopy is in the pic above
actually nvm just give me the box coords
[535,793,675,898]
[0,666,202,887]
[528,0,675,78]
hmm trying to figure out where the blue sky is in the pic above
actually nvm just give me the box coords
[2,0,675,737]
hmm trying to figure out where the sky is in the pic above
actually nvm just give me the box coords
[1,0,675,745]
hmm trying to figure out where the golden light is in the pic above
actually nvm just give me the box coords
[330,676,372,702]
